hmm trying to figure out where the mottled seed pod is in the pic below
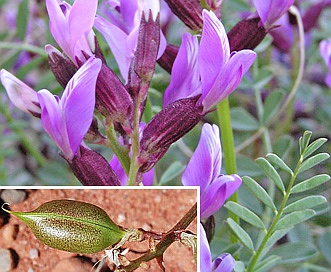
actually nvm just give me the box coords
[2,200,126,254]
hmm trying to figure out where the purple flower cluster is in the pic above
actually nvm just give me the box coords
[0,0,301,270]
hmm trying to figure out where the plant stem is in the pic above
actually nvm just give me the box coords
[127,98,142,186]
[0,42,47,57]
[105,121,130,175]
[247,154,304,271]
[217,98,239,243]
[120,203,197,271]
[234,5,305,153]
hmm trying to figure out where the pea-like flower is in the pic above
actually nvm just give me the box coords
[182,124,242,219]
[164,9,256,112]
[37,57,101,160]
[45,0,97,64]
[1,57,102,161]
[201,223,235,272]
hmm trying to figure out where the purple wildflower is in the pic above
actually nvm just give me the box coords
[45,0,97,64]
[164,9,256,112]
[37,57,101,160]
[94,0,166,81]
[201,223,235,272]
[182,124,241,219]
[253,0,294,29]
[319,39,331,88]
[0,70,41,117]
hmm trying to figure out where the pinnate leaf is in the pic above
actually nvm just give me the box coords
[256,157,285,193]
[283,196,327,213]
[291,174,330,193]
[242,176,276,212]
[298,153,330,173]
[275,209,316,230]
[227,218,254,251]
[225,201,266,230]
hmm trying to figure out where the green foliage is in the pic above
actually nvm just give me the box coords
[225,131,330,272]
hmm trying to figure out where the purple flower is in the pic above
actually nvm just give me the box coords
[94,0,166,81]
[164,9,256,112]
[45,0,97,64]
[320,39,331,88]
[37,57,101,160]
[182,124,241,219]
[0,70,41,117]
[253,0,294,29]
[201,223,235,272]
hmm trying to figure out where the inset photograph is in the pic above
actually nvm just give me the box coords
[0,188,198,272]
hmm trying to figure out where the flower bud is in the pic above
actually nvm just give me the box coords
[139,96,203,172]
[45,45,77,88]
[157,44,179,74]
[2,200,126,254]
[227,18,267,51]
[126,10,160,115]
[163,0,203,31]
[96,64,133,125]
[69,146,121,186]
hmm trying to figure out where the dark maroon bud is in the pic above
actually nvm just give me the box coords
[46,47,77,88]
[303,1,331,32]
[227,18,267,51]
[93,36,107,65]
[157,44,179,74]
[138,95,203,172]
[127,11,160,100]
[69,146,120,186]
[96,64,133,126]
[163,0,203,31]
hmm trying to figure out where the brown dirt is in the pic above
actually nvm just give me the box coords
[0,188,198,272]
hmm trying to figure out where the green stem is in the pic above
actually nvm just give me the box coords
[0,42,47,57]
[127,99,142,186]
[216,98,239,243]
[105,121,130,175]
[234,5,305,153]
[0,101,47,167]
[247,154,304,271]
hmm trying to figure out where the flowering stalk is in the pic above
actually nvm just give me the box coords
[216,98,239,243]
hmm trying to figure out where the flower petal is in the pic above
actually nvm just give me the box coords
[46,0,71,58]
[69,0,97,57]
[203,50,256,111]
[200,224,212,272]
[0,69,41,115]
[199,10,230,95]
[94,15,132,80]
[62,57,102,158]
[182,124,221,193]
[163,33,200,107]
[201,174,242,219]
[38,89,72,158]
[212,253,235,272]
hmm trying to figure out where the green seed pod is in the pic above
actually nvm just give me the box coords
[2,200,127,254]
